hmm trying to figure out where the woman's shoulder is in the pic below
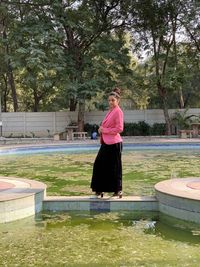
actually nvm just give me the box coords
[116,106,123,114]
[112,106,123,120]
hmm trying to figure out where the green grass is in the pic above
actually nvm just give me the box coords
[0,150,200,196]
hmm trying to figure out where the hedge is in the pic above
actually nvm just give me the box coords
[84,121,166,136]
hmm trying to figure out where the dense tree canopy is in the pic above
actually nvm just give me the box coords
[0,0,199,133]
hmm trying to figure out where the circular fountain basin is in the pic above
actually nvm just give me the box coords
[155,177,200,224]
[1,143,200,224]
[0,176,46,223]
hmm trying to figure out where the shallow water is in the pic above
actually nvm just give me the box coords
[0,211,200,267]
[1,142,200,155]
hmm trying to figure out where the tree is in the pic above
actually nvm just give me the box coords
[33,0,129,130]
[2,0,130,129]
[128,0,200,134]
[0,0,199,128]
[0,2,19,111]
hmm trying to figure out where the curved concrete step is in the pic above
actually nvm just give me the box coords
[155,177,200,224]
[0,176,46,223]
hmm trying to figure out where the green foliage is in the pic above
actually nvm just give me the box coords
[171,109,198,130]
[0,0,199,117]
[150,123,166,135]
[122,121,152,136]
[84,123,98,136]
[84,121,166,136]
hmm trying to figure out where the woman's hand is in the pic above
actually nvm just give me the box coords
[98,126,103,134]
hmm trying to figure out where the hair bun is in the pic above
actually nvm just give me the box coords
[113,87,121,96]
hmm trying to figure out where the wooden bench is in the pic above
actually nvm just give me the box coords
[72,132,87,140]
[179,129,194,138]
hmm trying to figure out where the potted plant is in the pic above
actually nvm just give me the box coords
[171,109,198,137]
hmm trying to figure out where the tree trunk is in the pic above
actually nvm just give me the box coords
[172,18,185,110]
[178,87,185,109]
[3,92,7,112]
[157,82,171,135]
[152,32,171,136]
[69,97,77,111]
[33,102,39,112]
[2,19,18,112]
[162,100,171,135]
[77,100,85,131]
[2,74,9,112]
[7,62,18,112]
[33,89,40,112]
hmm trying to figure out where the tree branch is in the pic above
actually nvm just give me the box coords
[178,18,200,52]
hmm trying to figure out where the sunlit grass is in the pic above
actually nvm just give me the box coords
[0,150,200,196]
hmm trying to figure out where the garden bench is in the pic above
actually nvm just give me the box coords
[72,131,87,140]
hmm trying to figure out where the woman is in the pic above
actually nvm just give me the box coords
[90,87,124,198]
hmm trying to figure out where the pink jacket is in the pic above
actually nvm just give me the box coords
[100,106,124,145]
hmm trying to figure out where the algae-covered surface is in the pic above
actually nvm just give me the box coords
[0,211,200,267]
[0,148,200,266]
[0,149,200,196]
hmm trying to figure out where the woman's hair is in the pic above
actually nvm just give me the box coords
[109,87,121,99]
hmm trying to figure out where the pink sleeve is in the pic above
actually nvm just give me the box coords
[101,110,124,135]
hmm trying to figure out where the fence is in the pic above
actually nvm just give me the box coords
[1,108,200,137]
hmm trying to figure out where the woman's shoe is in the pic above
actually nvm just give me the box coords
[112,191,122,199]
[95,192,104,198]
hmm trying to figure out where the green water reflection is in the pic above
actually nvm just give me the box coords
[0,211,200,267]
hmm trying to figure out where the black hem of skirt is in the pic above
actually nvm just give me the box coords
[90,142,123,192]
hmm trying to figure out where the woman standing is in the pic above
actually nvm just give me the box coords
[90,87,124,198]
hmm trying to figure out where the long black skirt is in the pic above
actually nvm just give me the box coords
[90,142,123,192]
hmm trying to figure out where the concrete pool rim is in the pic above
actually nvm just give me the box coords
[155,177,200,224]
[0,176,200,224]
[0,176,46,223]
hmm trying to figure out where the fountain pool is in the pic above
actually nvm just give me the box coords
[0,210,200,267]
[0,142,200,266]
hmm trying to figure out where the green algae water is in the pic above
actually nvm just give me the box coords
[0,211,200,267]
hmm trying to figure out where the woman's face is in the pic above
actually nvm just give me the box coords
[108,95,119,109]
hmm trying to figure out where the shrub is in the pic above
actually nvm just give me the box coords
[84,123,99,136]
[84,121,167,136]
[150,123,166,135]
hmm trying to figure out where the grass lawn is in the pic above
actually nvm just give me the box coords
[0,150,200,196]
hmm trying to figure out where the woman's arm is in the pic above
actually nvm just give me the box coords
[101,110,123,135]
